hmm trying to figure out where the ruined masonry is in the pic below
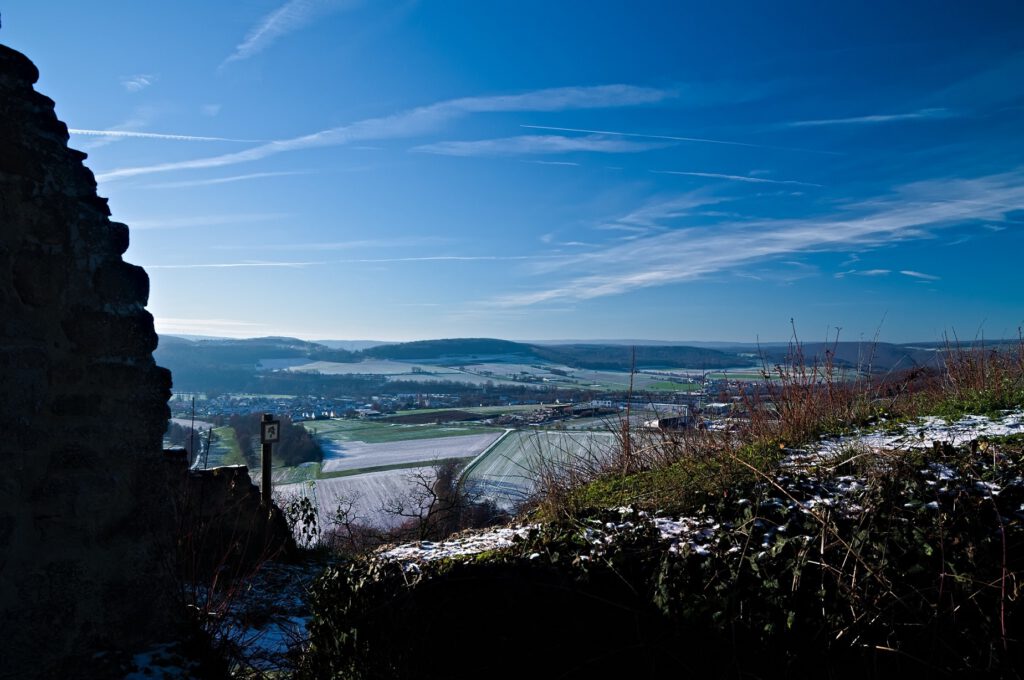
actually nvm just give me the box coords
[0,43,177,677]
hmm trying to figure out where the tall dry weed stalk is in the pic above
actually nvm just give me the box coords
[937,330,1024,414]
[530,325,1024,519]
[741,325,879,446]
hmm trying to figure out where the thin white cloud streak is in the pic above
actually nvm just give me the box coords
[127,213,288,230]
[212,236,446,251]
[528,160,581,166]
[652,170,822,187]
[145,261,323,269]
[146,254,551,268]
[121,74,156,92]
[96,85,674,181]
[74,111,156,151]
[154,317,268,338]
[787,108,952,127]
[900,270,940,281]
[336,255,551,263]
[602,192,729,233]
[223,0,360,65]
[69,129,262,143]
[144,171,309,189]
[520,124,841,155]
[413,134,666,157]
[495,171,1023,306]
[834,268,891,279]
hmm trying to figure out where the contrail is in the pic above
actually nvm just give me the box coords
[68,129,262,143]
[520,124,841,155]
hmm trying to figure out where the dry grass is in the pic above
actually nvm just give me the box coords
[530,328,1024,520]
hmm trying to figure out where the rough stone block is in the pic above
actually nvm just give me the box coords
[13,249,67,307]
[93,260,149,306]
[61,307,159,357]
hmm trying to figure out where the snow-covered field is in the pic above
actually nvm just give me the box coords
[320,431,502,473]
[280,359,528,386]
[170,417,216,430]
[463,430,619,509]
[278,466,438,529]
[286,358,445,375]
[463,362,572,376]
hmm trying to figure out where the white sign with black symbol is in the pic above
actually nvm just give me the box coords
[261,420,281,444]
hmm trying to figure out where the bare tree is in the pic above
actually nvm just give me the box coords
[379,459,507,542]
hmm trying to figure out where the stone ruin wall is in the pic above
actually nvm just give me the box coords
[0,44,176,677]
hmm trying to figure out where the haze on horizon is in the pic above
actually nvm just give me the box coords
[4,1,1023,344]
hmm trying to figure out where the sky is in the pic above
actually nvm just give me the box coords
[3,1,1023,343]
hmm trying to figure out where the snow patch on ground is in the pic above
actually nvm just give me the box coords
[378,409,1024,566]
[123,643,198,679]
[189,561,323,674]
[380,526,535,565]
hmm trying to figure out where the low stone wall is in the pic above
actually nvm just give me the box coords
[165,453,295,580]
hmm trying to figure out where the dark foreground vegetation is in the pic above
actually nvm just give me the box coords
[291,337,1024,679]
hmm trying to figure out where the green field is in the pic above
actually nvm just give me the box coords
[272,461,320,484]
[644,381,703,392]
[705,371,766,381]
[192,425,246,469]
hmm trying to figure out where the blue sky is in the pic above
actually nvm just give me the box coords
[4,1,1023,342]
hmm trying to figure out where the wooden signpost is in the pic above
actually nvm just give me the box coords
[259,414,280,506]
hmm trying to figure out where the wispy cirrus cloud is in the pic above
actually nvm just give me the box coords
[144,171,309,189]
[900,270,941,281]
[834,268,890,279]
[153,317,284,339]
[520,124,840,155]
[596,192,728,235]
[528,160,581,167]
[145,253,549,268]
[97,84,674,182]
[127,213,288,230]
[335,255,551,264]
[212,236,446,251]
[787,107,953,127]
[121,74,157,92]
[222,0,362,66]
[413,134,666,157]
[145,260,322,269]
[494,170,1023,306]
[652,170,822,187]
[69,129,261,143]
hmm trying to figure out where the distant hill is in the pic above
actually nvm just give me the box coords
[533,344,753,370]
[155,336,360,392]
[157,336,357,367]
[314,339,394,351]
[746,341,1015,373]
[155,334,1019,394]
[363,338,537,361]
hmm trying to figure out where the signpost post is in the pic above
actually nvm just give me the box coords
[259,414,280,507]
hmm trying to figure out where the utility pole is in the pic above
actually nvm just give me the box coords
[259,413,280,506]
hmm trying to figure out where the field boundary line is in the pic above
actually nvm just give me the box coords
[459,428,515,484]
